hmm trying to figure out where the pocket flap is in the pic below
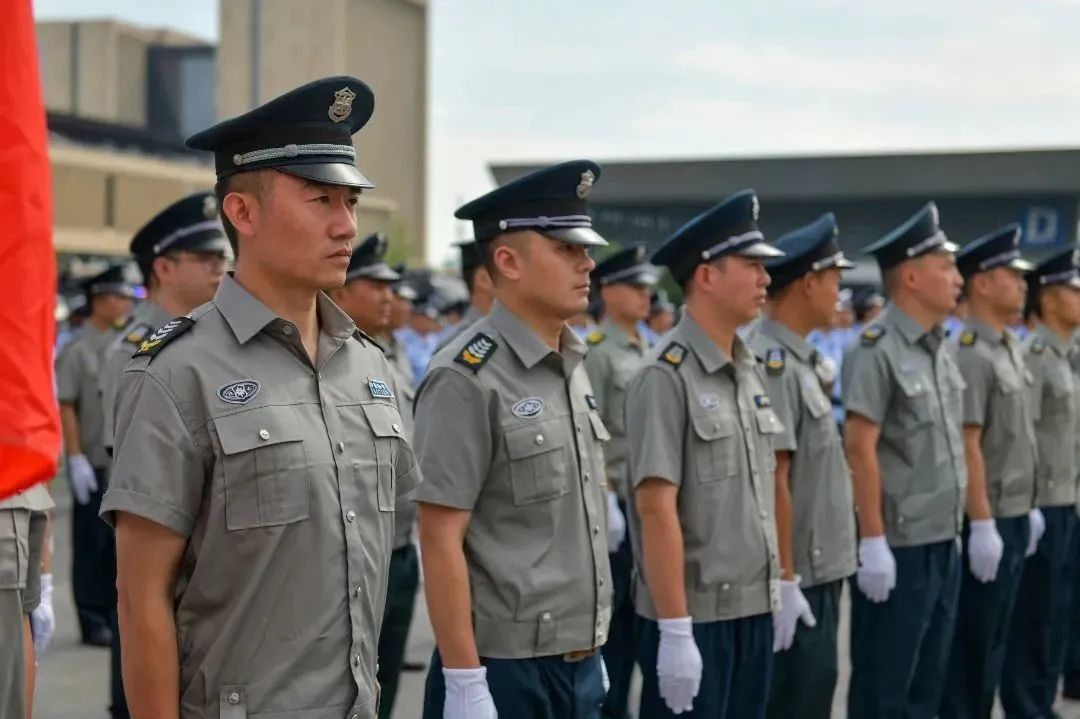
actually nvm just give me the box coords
[505,421,564,460]
[216,406,303,455]
[361,402,405,438]
[755,408,784,434]
[800,380,832,419]
[588,411,612,441]
[690,411,736,441]
[896,373,928,398]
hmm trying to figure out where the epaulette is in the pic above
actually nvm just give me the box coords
[133,317,195,359]
[861,325,886,346]
[123,322,154,346]
[585,330,605,345]
[959,330,977,347]
[660,342,687,368]
[764,347,785,375]
[1030,336,1046,355]
[454,332,498,373]
[353,328,385,353]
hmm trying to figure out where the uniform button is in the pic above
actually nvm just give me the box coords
[813,548,822,556]
[759,510,768,519]
[583,472,590,482]
[713,423,720,432]
[228,692,240,705]
[354,654,361,666]
[599,577,605,586]
[541,612,552,623]
[597,631,605,641]
[282,325,293,336]
[721,583,731,591]
[337,441,345,453]
[346,510,357,522]
[258,429,270,441]
[576,423,582,433]
[535,434,545,445]
[392,424,401,433]
[317,372,322,381]
[355,585,363,597]
[593,525,600,535]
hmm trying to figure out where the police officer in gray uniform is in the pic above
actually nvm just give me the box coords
[940,224,1039,719]
[0,483,52,719]
[626,189,785,718]
[1002,246,1080,716]
[56,265,135,646]
[328,231,418,719]
[434,240,495,354]
[98,191,230,719]
[843,202,967,718]
[99,76,419,719]
[583,244,658,719]
[413,160,613,719]
[746,213,857,719]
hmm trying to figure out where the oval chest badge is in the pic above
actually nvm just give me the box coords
[512,397,545,419]
[699,393,720,412]
[218,379,261,405]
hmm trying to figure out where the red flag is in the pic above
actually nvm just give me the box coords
[0,0,60,498]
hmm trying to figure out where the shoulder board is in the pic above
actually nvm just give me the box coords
[861,325,886,346]
[132,317,195,359]
[660,342,687,368]
[123,322,154,346]
[959,330,977,347]
[585,330,605,345]
[1030,336,1046,354]
[353,329,385,353]
[454,332,498,373]
[764,347,785,375]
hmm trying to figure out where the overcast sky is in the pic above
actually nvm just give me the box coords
[33,0,1080,265]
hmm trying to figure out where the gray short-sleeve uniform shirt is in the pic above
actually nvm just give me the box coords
[747,318,857,588]
[383,336,418,549]
[55,323,115,468]
[842,306,967,547]
[100,276,419,719]
[1026,323,1080,508]
[955,319,1037,518]
[412,301,613,659]
[625,313,783,623]
[100,301,174,452]
[583,319,649,501]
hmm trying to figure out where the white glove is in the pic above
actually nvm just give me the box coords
[443,667,498,719]
[601,656,610,694]
[67,454,98,505]
[657,617,703,715]
[856,536,897,603]
[607,492,626,552]
[968,519,1004,584]
[30,573,55,653]
[1027,508,1046,557]
[773,578,817,652]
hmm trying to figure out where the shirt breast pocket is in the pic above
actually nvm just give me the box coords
[896,372,933,427]
[216,406,311,531]
[505,420,569,505]
[690,411,737,483]
[356,402,404,513]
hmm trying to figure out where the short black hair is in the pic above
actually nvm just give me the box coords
[214,170,272,258]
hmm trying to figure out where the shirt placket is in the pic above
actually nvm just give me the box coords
[931,345,965,532]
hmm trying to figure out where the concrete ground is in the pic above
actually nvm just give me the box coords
[30,486,1080,718]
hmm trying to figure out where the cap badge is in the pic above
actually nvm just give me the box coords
[576,170,596,199]
[202,195,218,220]
[635,245,647,262]
[329,86,358,123]
[752,194,760,221]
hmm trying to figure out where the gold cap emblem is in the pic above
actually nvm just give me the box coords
[576,170,595,199]
[329,86,358,123]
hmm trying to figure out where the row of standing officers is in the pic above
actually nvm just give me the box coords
[8,71,1080,719]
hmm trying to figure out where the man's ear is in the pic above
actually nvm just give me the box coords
[222,190,258,239]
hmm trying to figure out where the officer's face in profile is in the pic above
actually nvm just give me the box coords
[979,266,1027,319]
[389,295,411,330]
[807,267,843,328]
[492,231,596,320]
[229,172,360,290]
[702,255,770,325]
[601,282,652,324]
[1047,286,1080,328]
[909,250,962,317]
[158,250,227,308]
[330,278,393,334]
[93,293,134,324]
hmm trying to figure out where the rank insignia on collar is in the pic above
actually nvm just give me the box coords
[368,378,394,399]
[133,317,195,359]
[754,394,771,408]
[660,342,686,368]
[765,347,785,375]
[1030,337,1046,354]
[959,330,977,347]
[454,332,498,373]
[861,325,886,346]
[585,330,605,345]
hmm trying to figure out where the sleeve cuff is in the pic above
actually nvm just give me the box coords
[396,464,423,497]
[99,488,195,538]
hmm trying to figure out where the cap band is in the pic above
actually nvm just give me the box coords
[89,282,131,295]
[978,249,1020,271]
[1039,269,1080,285]
[599,265,657,285]
[497,214,593,232]
[232,142,356,168]
[906,230,948,258]
[152,220,225,255]
[811,251,849,272]
[701,230,764,261]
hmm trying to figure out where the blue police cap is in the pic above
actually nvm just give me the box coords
[129,192,229,269]
[186,76,375,189]
[862,202,958,270]
[592,244,659,287]
[955,223,1034,278]
[345,232,400,283]
[651,289,675,315]
[1030,245,1080,289]
[765,213,854,292]
[650,190,783,284]
[83,265,134,300]
[455,160,607,247]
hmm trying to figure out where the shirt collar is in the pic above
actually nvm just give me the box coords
[488,300,586,371]
[599,318,642,349]
[967,317,1006,346]
[1036,321,1072,357]
[679,312,755,374]
[215,275,357,345]
[758,317,815,363]
[886,305,934,345]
